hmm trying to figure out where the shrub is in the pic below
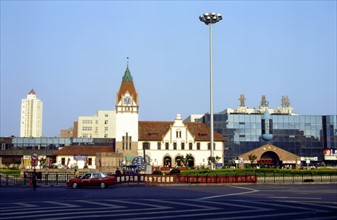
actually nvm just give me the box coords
[169,168,181,174]
[152,170,163,175]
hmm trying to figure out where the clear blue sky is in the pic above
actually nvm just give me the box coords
[1,0,336,137]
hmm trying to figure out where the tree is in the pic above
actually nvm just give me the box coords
[208,156,221,168]
[39,158,47,169]
[248,154,257,168]
[181,154,193,168]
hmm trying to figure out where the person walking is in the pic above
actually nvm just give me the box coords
[115,168,121,175]
[32,169,37,190]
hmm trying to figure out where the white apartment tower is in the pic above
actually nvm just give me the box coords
[20,89,43,137]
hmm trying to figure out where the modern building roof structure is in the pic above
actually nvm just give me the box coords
[198,95,337,166]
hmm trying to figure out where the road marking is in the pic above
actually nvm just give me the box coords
[13,202,39,208]
[74,200,125,208]
[0,198,336,220]
[270,196,322,200]
[286,200,337,209]
[43,201,81,208]
[197,185,259,200]
[196,199,272,212]
[239,200,324,213]
[146,199,219,210]
[111,199,171,209]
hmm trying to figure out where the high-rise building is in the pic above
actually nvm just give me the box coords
[198,95,337,166]
[20,89,43,137]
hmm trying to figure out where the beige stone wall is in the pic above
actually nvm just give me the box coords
[115,141,138,163]
[239,144,299,162]
[96,152,124,169]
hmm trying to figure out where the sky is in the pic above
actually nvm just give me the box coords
[1,0,336,137]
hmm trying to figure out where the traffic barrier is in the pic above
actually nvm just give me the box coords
[114,174,257,185]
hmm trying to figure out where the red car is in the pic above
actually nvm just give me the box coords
[67,172,115,189]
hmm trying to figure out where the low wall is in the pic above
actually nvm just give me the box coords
[115,174,257,185]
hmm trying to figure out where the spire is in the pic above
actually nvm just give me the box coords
[117,59,138,105]
[28,89,36,95]
[122,57,133,82]
[122,65,133,82]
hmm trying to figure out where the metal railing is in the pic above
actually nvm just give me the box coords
[257,172,337,184]
[1,172,336,187]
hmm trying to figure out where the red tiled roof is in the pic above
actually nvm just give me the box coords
[53,146,113,156]
[185,122,226,141]
[138,121,172,141]
[138,121,226,141]
[117,81,138,103]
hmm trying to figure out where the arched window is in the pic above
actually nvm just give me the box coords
[163,156,172,167]
[175,156,183,166]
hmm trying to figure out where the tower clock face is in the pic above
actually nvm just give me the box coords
[124,97,131,104]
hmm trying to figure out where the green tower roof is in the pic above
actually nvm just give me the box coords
[122,66,133,82]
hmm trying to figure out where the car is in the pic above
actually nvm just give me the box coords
[67,172,115,189]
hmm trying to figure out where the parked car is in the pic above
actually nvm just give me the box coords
[67,172,115,189]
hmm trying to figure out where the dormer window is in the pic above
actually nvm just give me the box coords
[176,130,182,138]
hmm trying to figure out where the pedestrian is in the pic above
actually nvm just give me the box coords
[74,168,79,177]
[32,169,37,190]
[115,168,121,175]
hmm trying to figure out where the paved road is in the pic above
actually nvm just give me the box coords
[0,184,336,220]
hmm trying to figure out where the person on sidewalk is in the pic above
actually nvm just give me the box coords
[32,169,37,190]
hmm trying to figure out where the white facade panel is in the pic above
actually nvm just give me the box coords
[77,110,116,138]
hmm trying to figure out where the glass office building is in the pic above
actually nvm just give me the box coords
[200,108,337,166]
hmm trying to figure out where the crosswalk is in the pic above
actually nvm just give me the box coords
[0,198,336,220]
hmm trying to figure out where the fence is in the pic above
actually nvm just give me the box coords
[257,172,337,184]
[0,172,75,187]
[1,172,337,187]
[115,174,257,185]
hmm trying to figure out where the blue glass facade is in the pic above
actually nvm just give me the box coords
[200,113,337,165]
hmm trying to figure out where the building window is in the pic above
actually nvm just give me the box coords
[105,127,108,131]
[143,142,150,150]
[176,130,182,138]
[208,143,215,150]
[122,133,132,150]
[104,134,108,138]
[82,127,92,131]
[173,142,177,150]
[165,142,169,150]
[104,120,108,124]
[197,143,200,150]
[157,142,161,150]
[189,142,193,150]
[181,142,185,150]
[61,158,65,165]
[105,114,108,117]
[88,158,92,165]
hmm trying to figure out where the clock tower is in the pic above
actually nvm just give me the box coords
[115,65,139,160]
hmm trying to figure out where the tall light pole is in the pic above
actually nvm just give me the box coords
[199,12,222,170]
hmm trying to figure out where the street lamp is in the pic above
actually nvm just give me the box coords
[199,12,222,170]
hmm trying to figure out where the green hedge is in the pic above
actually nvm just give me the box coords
[0,169,20,175]
[180,168,337,176]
